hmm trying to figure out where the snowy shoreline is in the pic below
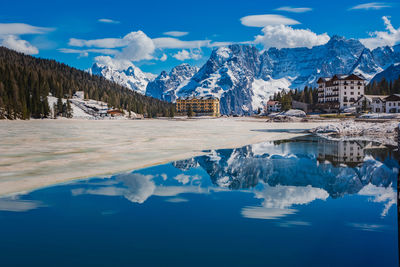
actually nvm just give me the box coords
[310,120,399,146]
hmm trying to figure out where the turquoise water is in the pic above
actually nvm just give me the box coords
[0,136,398,266]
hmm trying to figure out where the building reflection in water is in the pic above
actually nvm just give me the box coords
[317,138,390,167]
[7,135,394,222]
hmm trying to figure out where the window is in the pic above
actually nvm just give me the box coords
[350,92,354,95]
[358,92,360,95]
[344,91,346,95]
[344,86,347,89]
[351,86,354,89]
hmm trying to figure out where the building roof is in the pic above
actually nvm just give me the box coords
[177,95,219,100]
[266,100,280,105]
[385,94,400,101]
[317,77,331,83]
[107,109,124,115]
[318,74,365,84]
[355,95,387,104]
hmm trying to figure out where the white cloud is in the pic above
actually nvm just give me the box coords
[153,37,210,49]
[98,18,120,24]
[0,23,53,55]
[160,53,167,61]
[0,23,53,35]
[72,173,155,204]
[275,6,313,13]
[254,185,329,210]
[349,2,391,10]
[242,184,329,220]
[69,31,155,61]
[68,37,125,48]
[0,197,43,212]
[163,31,189,37]
[116,31,155,61]
[94,55,136,70]
[358,183,396,217]
[240,14,300,27]
[209,41,235,47]
[255,24,330,49]
[172,49,202,61]
[348,223,386,231]
[241,206,297,220]
[66,30,213,62]
[1,35,39,54]
[59,48,118,56]
[359,16,400,49]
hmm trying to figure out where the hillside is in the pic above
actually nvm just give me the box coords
[0,46,173,119]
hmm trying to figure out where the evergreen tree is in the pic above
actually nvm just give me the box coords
[57,97,63,117]
[281,94,292,111]
[66,100,73,118]
[0,46,173,120]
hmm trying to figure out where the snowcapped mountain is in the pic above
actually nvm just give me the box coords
[88,62,156,94]
[370,63,400,83]
[91,36,400,114]
[146,63,198,102]
[178,45,267,115]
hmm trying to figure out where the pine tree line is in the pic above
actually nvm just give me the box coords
[270,86,318,111]
[366,76,400,95]
[0,46,174,119]
[53,97,73,118]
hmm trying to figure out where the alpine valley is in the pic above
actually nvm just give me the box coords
[89,36,400,115]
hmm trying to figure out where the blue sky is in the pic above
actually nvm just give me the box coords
[1,0,399,74]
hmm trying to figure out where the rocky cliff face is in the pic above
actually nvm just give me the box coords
[92,36,400,114]
[145,63,198,102]
[148,37,400,114]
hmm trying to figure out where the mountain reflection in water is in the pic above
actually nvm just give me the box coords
[0,135,398,267]
[65,136,398,220]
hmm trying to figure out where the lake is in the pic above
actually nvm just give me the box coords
[0,135,398,266]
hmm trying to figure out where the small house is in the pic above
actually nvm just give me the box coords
[265,100,281,113]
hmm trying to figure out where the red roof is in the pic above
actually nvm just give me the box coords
[267,100,279,105]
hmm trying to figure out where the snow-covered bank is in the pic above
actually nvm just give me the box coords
[47,96,143,120]
[311,120,399,146]
[0,118,325,196]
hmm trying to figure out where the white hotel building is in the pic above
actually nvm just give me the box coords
[317,74,365,111]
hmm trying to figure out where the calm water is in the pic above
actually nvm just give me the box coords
[0,136,398,266]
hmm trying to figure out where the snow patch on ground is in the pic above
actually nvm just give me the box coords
[47,96,94,119]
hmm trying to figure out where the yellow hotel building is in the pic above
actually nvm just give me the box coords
[176,96,220,116]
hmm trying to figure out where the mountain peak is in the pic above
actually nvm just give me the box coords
[89,60,155,94]
[329,35,346,42]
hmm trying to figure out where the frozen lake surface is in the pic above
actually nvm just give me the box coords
[0,118,324,196]
[0,136,398,266]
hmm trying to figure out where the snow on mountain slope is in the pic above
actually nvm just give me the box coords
[251,77,292,110]
[145,63,198,102]
[178,45,262,114]
[90,36,400,115]
[88,61,155,94]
